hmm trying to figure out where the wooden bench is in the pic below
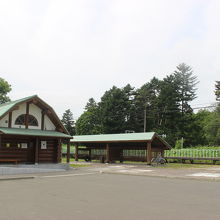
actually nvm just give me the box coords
[0,159,21,165]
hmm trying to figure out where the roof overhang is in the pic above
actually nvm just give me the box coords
[0,128,72,139]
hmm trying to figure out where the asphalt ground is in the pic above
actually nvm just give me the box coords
[0,171,220,220]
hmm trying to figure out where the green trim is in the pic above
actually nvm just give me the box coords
[0,127,72,138]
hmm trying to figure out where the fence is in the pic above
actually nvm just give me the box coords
[164,149,220,164]
[165,149,220,158]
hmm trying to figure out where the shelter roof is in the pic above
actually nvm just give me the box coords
[71,132,171,149]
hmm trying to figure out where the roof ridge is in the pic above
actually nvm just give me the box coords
[0,95,38,107]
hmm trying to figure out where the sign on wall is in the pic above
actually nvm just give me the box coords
[21,143,28,149]
[41,141,47,149]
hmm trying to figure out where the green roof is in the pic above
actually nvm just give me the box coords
[0,127,72,138]
[0,95,37,118]
[71,132,156,142]
[0,95,69,135]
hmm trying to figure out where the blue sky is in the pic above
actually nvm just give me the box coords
[0,0,219,118]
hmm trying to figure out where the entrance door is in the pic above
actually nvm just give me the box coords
[27,140,35,164]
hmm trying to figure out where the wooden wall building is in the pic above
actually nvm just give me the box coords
[0,95,71,164]
[70,132,171,164]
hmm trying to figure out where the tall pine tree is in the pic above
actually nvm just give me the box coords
[61,109,75,135]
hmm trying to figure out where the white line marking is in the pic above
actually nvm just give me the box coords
[41,172,97,178]
[188,173,220,178]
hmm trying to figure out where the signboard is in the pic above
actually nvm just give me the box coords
[21,143,28,149]
[41,141,47,149]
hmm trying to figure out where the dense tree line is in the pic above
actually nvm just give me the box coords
[74,64,220,147]
[1,70,218,147]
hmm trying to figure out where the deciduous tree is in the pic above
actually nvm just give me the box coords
[0,77,11,104]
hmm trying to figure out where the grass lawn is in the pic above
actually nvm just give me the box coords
[69,164,90,168]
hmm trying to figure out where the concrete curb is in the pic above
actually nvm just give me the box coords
[0,176,35,181]
[101,171,220,182]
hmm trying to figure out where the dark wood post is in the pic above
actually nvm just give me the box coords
[75,143,78,161]
[106,143,110,163]
[57,139,62,163]
[0,135,2,149]
[41,111,45,130]
[147,142,152,165]
[8,111,12,128]
[67,140,70,163]
[161,149,164,158]
[35,137,39,164]
[88,148,92,161]
[25,102,30,129]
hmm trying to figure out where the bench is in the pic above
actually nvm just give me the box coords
[0,159,21,165]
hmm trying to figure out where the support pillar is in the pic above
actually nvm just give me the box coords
[57,139,62,163]
[25,102,30,129]
[41,111,45,130]
[75,143,78,161]
[35,137,39,164]
[67,140,70,163]
[88,148,92,161]
[147,142,152,165]
[8,111,12,128]
[0,135,2,149]
[106,143,110,163]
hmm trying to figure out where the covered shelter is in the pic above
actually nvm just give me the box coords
[70,132,171,164]
[0,95,72,164]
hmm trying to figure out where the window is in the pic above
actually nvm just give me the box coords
[15,114,38,126]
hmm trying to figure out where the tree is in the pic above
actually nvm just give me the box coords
[0,77,11,104]
[174,63,198,114]
[215,81,220,101]
[204,108,220,145]
[172,63,199,146]
[75,98,102,135]
[99,85,135,134]
[61,109,75,135]
[134,77,161,132]
[156,74,182,145]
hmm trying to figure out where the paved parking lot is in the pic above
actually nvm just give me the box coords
[1,167,220,220]
[81,162,220,180]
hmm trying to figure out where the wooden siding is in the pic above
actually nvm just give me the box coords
[0,135,61,164]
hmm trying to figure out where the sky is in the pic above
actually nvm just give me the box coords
[0,0,219,119]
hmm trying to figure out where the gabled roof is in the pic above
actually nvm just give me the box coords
[71,132,171,149]
[0,127,72,138]
[0,95,37,118]
[0,95,69,135]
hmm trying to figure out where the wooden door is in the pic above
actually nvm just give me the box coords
[27,139,35,164]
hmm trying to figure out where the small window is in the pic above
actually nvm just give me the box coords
[5,143,10,148]
[15,114,38,126]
